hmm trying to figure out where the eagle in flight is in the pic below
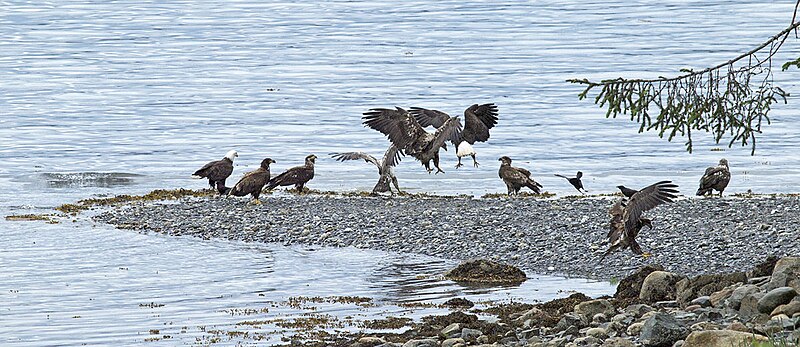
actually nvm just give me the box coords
[362,107,462,174]
[330,144,402,195]
[603,181,679,258]
[408,103,498,168]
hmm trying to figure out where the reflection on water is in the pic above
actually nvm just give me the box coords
[39,172,144,188]
[0,220,615,346]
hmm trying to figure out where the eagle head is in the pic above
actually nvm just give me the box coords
[305,154,317,164]
[498,156,512,165]
[719,158,729,167]
[225,150,239,161]
[261,158,276,168]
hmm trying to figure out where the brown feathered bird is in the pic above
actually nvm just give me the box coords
[192,150,238,194]
[265,154,317,192]
[498,156,542,196]
[228,158,275,204]
[697,158,731,197]
[330,144,402,195]
[362,107,462,174]
[409,103,498,168]
[603,181,679,258]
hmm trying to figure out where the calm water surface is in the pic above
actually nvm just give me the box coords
[1,0,798,345]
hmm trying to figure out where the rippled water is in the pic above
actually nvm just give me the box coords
[1,0,798,345]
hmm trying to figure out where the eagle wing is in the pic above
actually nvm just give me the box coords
[379,144,402,173]
[193,158,233,181]
[408,107,451,128]
[427,116,463,152]
[461,103,499,144]
[699,165,730,189]
[330,152,380,169]
[267,166,313,189]
[230,169,269,196]
[362,107,425,150]
[607,198,626,241]
[516,167,532,178]
[622,181,679,233]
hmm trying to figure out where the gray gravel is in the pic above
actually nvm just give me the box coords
[94,194,800,279]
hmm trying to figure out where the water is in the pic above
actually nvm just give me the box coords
[1,0,797,345]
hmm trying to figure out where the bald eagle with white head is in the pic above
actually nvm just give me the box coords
[409,103,498,168]
[192,150,238,194]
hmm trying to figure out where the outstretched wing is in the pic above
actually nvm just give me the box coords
[408,107,451,128]
[461,103,499,144]
[330,152,380,169]
[428,117,462,153]
[607,198,626,240]
[362,107,425,150]
[379,144,402,172]
[623,181,679,233]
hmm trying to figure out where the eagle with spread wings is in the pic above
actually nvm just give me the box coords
[330,144,402,194]
[408,103,498,168]
[362,107,462,174]
[603,181,679,258]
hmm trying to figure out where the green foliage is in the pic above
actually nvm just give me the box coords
[783,57,800,71]
[568,15,800,155]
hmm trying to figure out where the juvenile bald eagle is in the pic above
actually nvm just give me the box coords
[697,159,731,197]
[555,171,587,194]
[498,156,542,196]
[362,107,462,174]
[603,181,679,258]
[228,158,275,204]
[330,144,402,194]
[265,154,317,192]
[409,103,498,168]
[192,150,238,194]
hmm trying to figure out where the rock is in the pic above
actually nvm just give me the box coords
[601,337,635,347]
[708,285,736,308]
[726,284,759,310]
[574,299,615,320]
[441,323,462,338]
[586,327,607,339]
[689,321,719,331]
[747,255,779,279]
[639,312,689,347]
[615,265,665,301]
[624,304,654,318]
[555,312,587,332]
[573,336,601,346]
[727,322,748,332]
[689,296,711,308]
[441,338,464,347]
[639,271,685,303]
[682,330,768,347]
[757,287,798,314]
[592,313,608,324]
[460,328,482,342]
[444,259,527,284]
[684,305,701,312]
[767,257,800,292]
[626,322,644,336]
[402,339,438,347]
[356,336,385,347]
[442,298,474,309]
[771,297,800,317]
[675,272,746,307]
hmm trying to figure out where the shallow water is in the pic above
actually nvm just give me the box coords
[1,0,798,345]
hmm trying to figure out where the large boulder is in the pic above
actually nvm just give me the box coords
[757,287,798,314]
[675,272,747,307]
[727,284,759,310]
[615,265,665,302]
[639,271,685,303]
[682,329,768,347]
[747,255,779,279]
[639,312,689,347]
[771,297,800,317]
[444,259,527,284]
[766,257,800,292]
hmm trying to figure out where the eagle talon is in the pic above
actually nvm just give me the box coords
[473,161,480,168]
[455,163,463,169]
[251,199,262,205]
[641,252,653,258]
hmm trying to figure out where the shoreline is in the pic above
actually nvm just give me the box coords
[93,192,800,280]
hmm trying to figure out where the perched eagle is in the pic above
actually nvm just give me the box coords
[554,171,587,194]
[603,181,679,258]
[228,158,275,204]
[265,154,317,192]
[362,107,462,174]
[498,156,542,196]
[192,150,238,194]
[330,144,402,195]
[697,158,731,197]
[409,103,499,168]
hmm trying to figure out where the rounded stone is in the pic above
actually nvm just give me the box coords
[757,287,798,314]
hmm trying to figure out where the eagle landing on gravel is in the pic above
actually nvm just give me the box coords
[603,181,679,258]
[362,107,462,174]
